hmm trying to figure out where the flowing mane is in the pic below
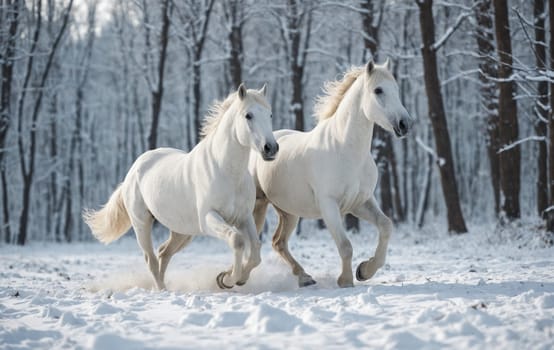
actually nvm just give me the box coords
[200,90,270,139]
[313,66,365,122]
[199,92,238,139]
[313,64,395,123]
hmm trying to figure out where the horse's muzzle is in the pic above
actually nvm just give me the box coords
[261,142,279,161]
[394,117,412,137]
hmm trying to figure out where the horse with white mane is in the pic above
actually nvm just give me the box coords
[83,84,278,290]
[250,60,415,288]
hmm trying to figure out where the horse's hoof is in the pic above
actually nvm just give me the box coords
[299,275,317,287]
[339,282,354,288]
[337,275,354,288]
[235,280,246,286]
[216,272,233,289]
[356,262,368,281]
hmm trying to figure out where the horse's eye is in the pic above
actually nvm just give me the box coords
[270,114,273,119]
[374,87,383,95]
[245,113,252,120]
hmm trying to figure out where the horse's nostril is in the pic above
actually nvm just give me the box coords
[399,120,406,132]
[264,144,271,153]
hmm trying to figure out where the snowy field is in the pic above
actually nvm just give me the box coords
[1,221,553,350]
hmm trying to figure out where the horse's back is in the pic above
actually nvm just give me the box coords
[133,148,187,172]
[130,148,189,189]
[274,128,302,140]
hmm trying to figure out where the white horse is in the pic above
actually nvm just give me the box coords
[84,84,278,290]
[250,60,414,288]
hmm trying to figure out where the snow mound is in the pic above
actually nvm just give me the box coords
[245,304,314,333]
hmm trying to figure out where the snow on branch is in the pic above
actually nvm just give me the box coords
[441,68,480,86]
[497,136,547,154]
[319,1,369,14]
[416,137,445,167]
[432,7,475,52]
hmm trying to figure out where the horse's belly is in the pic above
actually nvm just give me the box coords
[150,199,200,234]
[258,159,320,218]
[268,179,320,218]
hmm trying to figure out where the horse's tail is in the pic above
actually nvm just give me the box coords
[83,184,131,244]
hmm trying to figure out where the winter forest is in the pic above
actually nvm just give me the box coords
[1,0,553,245]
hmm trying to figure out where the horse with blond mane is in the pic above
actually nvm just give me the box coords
[250,60,415,287]
[84,84,278,290]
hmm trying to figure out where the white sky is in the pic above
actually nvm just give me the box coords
[71,0,114,39]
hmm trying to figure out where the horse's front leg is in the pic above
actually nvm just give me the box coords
[203,210,245,289]
[319,197,354,288]
[235,216,261,286]
[351,197,393,281]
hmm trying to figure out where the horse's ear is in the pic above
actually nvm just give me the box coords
[259,83,268,97]
[366,60,374,75]
[384,57,391,70]
[238,83,247,100]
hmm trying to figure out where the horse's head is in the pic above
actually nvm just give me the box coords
[234,83,279,161]
[361,59,414,137]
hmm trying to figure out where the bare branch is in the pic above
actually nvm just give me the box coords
[497,136,546,153]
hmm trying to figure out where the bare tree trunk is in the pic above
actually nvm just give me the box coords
[147,0,171,150]
[70,3,95,240]
[534,0,548,218]
[16,0,73,245]
[224,0,244,89]
[287,0,311,132]
[547,0,554,233]
[176,0,215,144]
[390,146,405,221]
[15,0,43,245]
[417,0,467,233]
[193,60,202,143]
[0,0,19,243]
[400,10,412,222]
[493,0,520,220]
[417,153,433,228]
[46,0,59,242]
[48,94,58,240]
[474,0,500,216]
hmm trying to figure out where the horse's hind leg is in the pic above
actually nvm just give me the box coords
[158,231,193,286]
[253,193,269,236]
[273,209,316,287]
[131,215,165,290]
[125,185,165,290]
[351,196,392,281]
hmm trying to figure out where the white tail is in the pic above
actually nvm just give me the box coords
[83,185,131,244]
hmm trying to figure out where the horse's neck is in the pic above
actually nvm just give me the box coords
[328,78,374,156]
[208,114,250,179]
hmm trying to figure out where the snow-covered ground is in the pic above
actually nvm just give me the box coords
[1,221,553,349]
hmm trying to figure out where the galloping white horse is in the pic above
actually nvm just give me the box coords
[250,60,414,288]
[84,84,278,290]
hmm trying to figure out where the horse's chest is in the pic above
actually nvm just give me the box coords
[336,179,370,211]
[209,179,253,225]
[331,162,376,212]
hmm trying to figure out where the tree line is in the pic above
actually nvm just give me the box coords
[0,0,553,245]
